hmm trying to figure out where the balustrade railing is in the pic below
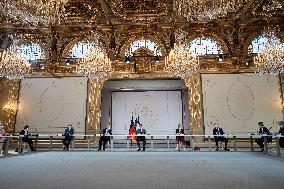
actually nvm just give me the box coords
[0,134,283,157]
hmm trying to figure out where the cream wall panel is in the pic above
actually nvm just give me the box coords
[202,73,283,135]
[16,77,88,134]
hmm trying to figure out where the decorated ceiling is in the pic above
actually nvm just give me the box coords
[0,0,283,75]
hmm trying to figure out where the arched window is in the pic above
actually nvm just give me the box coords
[68,41,97,58]
[125,39,162,57]
[16,42,44,61]
[189,37,223,55]
[248,35,280,54]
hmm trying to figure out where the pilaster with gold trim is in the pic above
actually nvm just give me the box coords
[0,79,20,133]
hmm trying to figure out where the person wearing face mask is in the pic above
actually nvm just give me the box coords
[136,123,146,151]
[62,124,74,151]
[98,124,112,151]
[255,122,271,152]
[213,123,230,151]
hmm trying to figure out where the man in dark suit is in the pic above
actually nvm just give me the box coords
[277,121,284,149]
[255,122,271,152]
[136,124,146,151]
[19,125,35,151]
[62,124,74,151]
[98,124,112,151]
[213,123,230,151]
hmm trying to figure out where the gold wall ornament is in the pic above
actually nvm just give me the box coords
[131,47,156,73]
[87,79,106,135]
[0,80,20,133]
[254,42,284,75]
[0,47,31,80]
[183,75,202,134]
[77,45,113,79]
[39,60,77,74]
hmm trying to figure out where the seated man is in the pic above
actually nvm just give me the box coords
[255,122,272,152]
[277,121,284,149]
[136,124,146,151]
[213,123,230,151]
[17,125,35,152]
[98,124,112,151]
[62,124,74,151]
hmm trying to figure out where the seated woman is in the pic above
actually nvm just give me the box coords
[16,125,35,152]
[176,124,185,151]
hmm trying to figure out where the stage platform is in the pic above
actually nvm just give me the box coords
[0,151,283,189]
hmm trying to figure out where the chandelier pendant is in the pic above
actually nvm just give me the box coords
[77,46,113,80]
[254,42,284,76]
[0,47,31,80]
[165,42,200,78]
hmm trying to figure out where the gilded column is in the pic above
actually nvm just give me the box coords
[0,79,20,133]
[183,74,202,134]
[87,79,106,136]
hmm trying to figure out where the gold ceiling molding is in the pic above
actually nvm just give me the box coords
[63,1,103,25]
[252,0,283,18]
[64,1,99,18]
[110,0,170,21]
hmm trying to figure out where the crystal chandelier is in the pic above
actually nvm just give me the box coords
[174,0,248,22]
[0,47,31,80]
[165,31,200,78]
[77,46,113,80]
[254,42,284,75]
[0,0,67,26]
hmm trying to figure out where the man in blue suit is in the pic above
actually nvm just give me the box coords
[62,124,74,151]
[213,123,229,151]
